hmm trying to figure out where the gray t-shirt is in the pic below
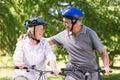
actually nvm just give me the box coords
[51,25,103,71]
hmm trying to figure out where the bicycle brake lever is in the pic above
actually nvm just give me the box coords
[31,65,36,69]
[98,69,112,74]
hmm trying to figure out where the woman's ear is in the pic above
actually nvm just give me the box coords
[27,27,33,34]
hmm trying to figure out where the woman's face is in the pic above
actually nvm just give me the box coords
[28,25,44,40]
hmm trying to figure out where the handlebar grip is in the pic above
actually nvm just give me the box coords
[99,70,105,73]
[61,68,73,71]
[58,72,66,76]
[99,69,112,73]
[14,66,19,69]
[110,70,112,73]
[14,66,28,69]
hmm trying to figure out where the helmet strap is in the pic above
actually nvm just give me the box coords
[70,19,77,31]
[33,26,36,37]
[68,19,77,35]
[27,31,40,43]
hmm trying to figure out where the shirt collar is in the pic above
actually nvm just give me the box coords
[73,25,87,36]
[25,36,30,43]
[79,25,87,34]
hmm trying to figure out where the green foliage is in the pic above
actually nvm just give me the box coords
[0,0,120,66]
[51,45,68,63]
[101,73,120,80]
[0,1,23,56]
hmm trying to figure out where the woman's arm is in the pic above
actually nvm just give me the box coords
[48,60,59,75]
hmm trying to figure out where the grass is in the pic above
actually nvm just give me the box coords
[101,74,120,80]
[0,68,120,80]
[0,55,120,80]
[0,73,120,80]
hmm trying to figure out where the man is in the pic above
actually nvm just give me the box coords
[47,6,110,80]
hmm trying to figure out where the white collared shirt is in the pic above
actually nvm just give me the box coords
[13,37,56,80]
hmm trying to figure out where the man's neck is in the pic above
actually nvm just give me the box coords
[72,25,82,35]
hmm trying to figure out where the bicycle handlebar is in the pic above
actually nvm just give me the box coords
[15,66,112,76]
[61,68,112,74]
[59,68,112,80]
[15,65,55,80]
[14,66,53,73]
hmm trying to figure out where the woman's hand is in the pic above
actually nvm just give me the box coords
[52,68,60,75]
[48,60,59,75]
[104,67,112,75]
[14,61,25,69]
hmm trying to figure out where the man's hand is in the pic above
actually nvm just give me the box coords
[18,34,27,41]
[104,67,112,75]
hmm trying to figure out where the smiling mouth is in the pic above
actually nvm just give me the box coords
[66,27,70,30]
[65,26,69,29]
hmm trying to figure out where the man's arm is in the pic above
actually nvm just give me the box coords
[100,48,110,74]
[18,34,27,41]
[46,38,55,45]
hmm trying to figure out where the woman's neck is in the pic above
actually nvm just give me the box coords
[29,38,38,45]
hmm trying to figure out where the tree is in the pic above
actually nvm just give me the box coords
[0,0,119,66]
[0,1,23,56]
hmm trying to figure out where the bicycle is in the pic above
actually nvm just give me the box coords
[59,68,112,80]
[5,66,112,80]
[14,65,54,80]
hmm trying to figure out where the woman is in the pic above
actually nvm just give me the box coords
[13,17,59,80]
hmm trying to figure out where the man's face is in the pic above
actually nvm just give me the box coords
[63,17,72,31]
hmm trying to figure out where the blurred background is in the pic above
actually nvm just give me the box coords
[0,0,120,80]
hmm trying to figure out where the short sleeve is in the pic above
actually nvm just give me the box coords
[44,40,56,62]
[88,29,104,51]
[50,31,65,45]
[13,41,24,62]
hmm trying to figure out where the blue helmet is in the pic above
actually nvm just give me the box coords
[62,6,84,19]
[24,17,47,28]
